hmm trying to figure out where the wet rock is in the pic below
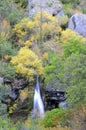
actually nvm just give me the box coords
[68,14,86,37]
[4,79,13,85]
[1,79,29,108]
[1,78,34,122]
[44,88,66,110]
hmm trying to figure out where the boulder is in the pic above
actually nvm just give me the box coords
[68,14,86,37]
[27,0,64,17]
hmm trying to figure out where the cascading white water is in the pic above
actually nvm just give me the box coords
[33,75,44,118]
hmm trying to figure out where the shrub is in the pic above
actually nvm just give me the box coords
[0,0,25,24]
[60,29,86,57]
[43,125,71,130]
[0,61,16,79]
[44,52,64,87]
[25,118,45,130]
[64,53,86,85]
[14,0,28,8]
[60,0,80,5]
[71,104,86,130]
[42,108,67,127]
[0,41,18,59]
[0,117,25,130]
[62,38,86,57]
[12,11,61,46]
[60,29,86,44]
[0,84,11,118]
[63,53,86,107]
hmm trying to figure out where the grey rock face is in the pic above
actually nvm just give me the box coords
[28,0,64,17]
[44,89,66,110]
[0,77,3,84]
[68,14,86,37]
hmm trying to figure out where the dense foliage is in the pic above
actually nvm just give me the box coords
[44,52,64,87]
[0,0,25,25]
[11,47,43,80]
[12,11,62,47]
[0,0,86,130]
[42,108,68,127]
[14,0,28,8]
[63,53,86,107]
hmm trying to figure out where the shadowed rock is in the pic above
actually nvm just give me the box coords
[44,88,66,110]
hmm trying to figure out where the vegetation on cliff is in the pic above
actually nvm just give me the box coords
[0,0,86,130]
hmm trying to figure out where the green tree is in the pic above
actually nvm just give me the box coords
[62,38,86,58]
[0,61,16,79]
[0,42,18,59]
[44,52,64,88]
[63,53,86,107]
[42,108,67,127]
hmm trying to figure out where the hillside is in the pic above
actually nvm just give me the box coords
[0,0,86,130]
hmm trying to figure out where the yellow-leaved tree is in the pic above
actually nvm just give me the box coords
[12,11,62,47]
[11,47,43,80]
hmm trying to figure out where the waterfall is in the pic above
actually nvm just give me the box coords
[33,75,44,118]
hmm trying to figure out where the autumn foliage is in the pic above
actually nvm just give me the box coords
[12,12,62,47]
[11,47,43,80]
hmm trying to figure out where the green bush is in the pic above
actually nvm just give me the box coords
[14,0,28,8]
[42,108,67,127]
[0,0,25,24]
[61,0,80,15]
[63,53,86,107]
[44,52,64,87]
[62,38,86,58]
[0,117,25,130]
[63,3,73,16]
[0,41,18,59]
[63,53,86,85]
[0,61,16,79]
[67,84,86,107]
[60,0,80,4]
[0,84,11,118]
[83,9,86,14]
[0,117,45,130]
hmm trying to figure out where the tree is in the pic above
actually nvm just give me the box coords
[63,53,86,107]
[44,52,64,87]
[60,29,86,57]
[11,47,43,80]
[12,11,61,47]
